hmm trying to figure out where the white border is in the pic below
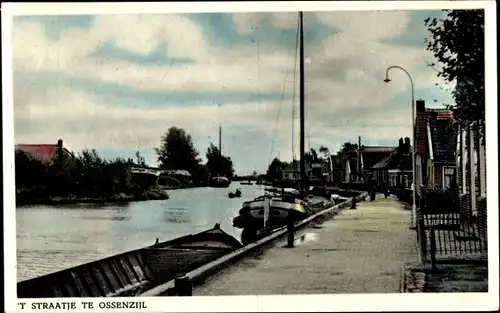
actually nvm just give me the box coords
[2,1,498,312]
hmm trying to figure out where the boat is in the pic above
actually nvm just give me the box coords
[232,12,333,245]
[210,175,230,188]
[17,224,242,298]
[240,181,253,185]
[228,188,242,198]
[208,117,232,188]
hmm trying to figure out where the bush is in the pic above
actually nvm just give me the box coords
[419,186,459,214]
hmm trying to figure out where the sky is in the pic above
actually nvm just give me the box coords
[11,9,455,175]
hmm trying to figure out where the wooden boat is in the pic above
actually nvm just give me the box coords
[209,175,230,188]
[17,224,242,298]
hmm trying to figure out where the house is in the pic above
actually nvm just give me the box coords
[370,138,413,190]
[414,100,458,190]
[456,119,486,238]
[343,145,395,182]
[282,160,312,181]
[15,139,75,165]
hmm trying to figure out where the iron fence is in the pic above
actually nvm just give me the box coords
[416,209,487,267]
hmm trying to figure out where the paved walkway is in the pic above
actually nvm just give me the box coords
[194,195,419,295]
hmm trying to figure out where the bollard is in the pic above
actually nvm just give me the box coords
[286,211,295,248]
[351,197,357,209]
[429,226,437,271]
[174,273,192,296]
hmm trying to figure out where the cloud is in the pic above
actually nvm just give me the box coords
[11,10,452,174]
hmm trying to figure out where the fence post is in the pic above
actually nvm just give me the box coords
[286,211,295,248]
[429,226,437,271]
[174,273,192,296]
[418,212,427,265]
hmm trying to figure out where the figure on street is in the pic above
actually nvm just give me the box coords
[368,176,377,202]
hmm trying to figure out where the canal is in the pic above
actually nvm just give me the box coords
[16,184,265,282]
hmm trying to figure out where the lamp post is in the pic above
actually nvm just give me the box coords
[384,65,417,229]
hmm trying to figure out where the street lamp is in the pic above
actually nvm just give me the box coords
[384,65,417,229]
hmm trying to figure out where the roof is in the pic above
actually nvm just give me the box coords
[283,160,312,172]
[428,110,458,163]
[361,146,395,153]
[15,144,61,163]
[371,149,412,171]
[361,149,395,169]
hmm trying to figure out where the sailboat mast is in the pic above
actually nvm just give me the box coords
[299,11,306,191]
[219,124,222,154]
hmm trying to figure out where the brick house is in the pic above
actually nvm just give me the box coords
[343,146,395,183]
[370,138,413,191]
[414,100,458,190]
[456,120,487,238]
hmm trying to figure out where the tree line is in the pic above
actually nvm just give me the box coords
[154,126,234,185]
[15,126,235,204]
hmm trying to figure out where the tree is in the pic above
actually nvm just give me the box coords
[319,145,330,158]
[340,142,358,154]
[135,150,146,167]
[303,148,319,164]
[425,10,485,135]
[205,142,235,180]
[266,157,288,182]
[155,127,201,170]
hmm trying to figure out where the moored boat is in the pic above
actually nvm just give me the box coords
[210,175,231,188]
[17,224,242,298]
[228,188,242,198]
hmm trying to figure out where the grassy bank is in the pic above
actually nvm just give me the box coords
[15,187,169,206]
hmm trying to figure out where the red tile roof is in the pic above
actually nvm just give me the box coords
[15,144,59,163]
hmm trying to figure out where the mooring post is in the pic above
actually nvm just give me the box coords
[429,226,437,271]
[174,273,192,296]
[351,196,357,209]
[286,211,295,248]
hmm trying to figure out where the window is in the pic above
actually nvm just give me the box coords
[443,166,455,189]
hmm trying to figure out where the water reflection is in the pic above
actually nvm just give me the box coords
[163,207,190,224]
[16,184,264,281]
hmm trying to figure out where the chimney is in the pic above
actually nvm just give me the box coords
[416,99,426,113]
[57,139,63,148]
[404,137,410,154]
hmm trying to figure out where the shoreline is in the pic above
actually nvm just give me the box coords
[15,189,170,206]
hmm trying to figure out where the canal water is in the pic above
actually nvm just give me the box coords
[16,184,265,282]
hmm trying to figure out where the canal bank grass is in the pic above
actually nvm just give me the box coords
[15,186,169,205]
[140,192,368,297]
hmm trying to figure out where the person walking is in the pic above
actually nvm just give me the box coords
[368,176,377,202]
[382,180,389,198]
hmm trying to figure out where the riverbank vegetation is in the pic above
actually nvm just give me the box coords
[15,148,168,205]
[155,126,235,185]
[15,126,236,205]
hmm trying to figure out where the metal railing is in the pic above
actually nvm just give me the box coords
[416,208,487,269]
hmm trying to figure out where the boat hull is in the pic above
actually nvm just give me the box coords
[17,226,242,298]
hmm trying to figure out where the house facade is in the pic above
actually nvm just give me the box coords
[343,146,395,183]
[456,120,487,238]
[414,100,458,190]
[370,138,413,190]
[282,160,312,181]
